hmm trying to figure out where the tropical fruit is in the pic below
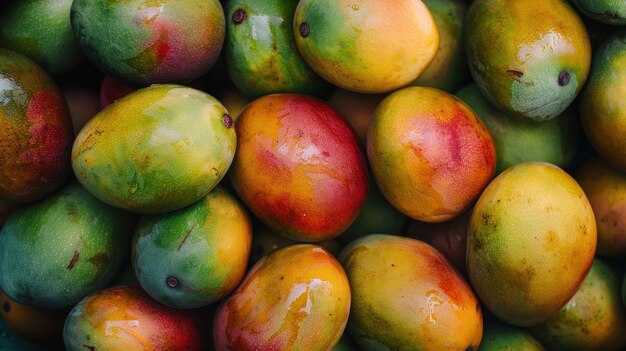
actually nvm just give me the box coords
[293,0,439,93]
[570,0,626,25]
[0,0,83,75]
[0,182,134,309]
[224,0,330,97]
[467,162,596,326]
[0,49,73,203]
[580,30,626,171]
[340,235,483,351]
[71,0,225,86]
[229,93,367,242]
[479,321,545,351]
[465,0,591,121]
[63,286,205,351]
[133,187,252,309]
[367,86,495,222]
[213,244,351,351]
[72,84,236,214]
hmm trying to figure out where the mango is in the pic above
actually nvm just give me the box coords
[213,244,350,351]
[467,162,596,326]
[478,320,545,350]
[570,0,626,25]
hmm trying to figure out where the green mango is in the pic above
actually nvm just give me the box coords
[478,321,545,350]
[570,0,626,25]
[0,182,134,309]
[224,0,330,97]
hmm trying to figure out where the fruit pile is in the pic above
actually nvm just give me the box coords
[0,0,625,350]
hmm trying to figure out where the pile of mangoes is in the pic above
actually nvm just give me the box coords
[0,0,625,350]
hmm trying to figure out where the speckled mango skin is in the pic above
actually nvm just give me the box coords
[411,0,469,92]
[0,0,83,75]
[0,182,134,309]
[293,0,439,93]
[467,162,596,327]
[465,0,591,121]
[576,156,626,258]
[571,0,626,25]
[132,186,252,309]
[72,85,236,214]
[456,83,581,174]
[71,0,225,86]
[580,30,626,171]
[479,321,545,351]
[367,86,496,222]
[229,94,367,242]
[340,235,482,351]
[0,49,73,204]
[225,0,330,98]
[64,286,205,351]
[213,244,351,351]
[529,259,626,350]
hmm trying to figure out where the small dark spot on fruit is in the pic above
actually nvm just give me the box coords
[166,276,180,288]
[558,71,570,86]
[390,263,395,267]
[280,276,284,280]
[299,22,310,37]
[2,301,10,313]
[232,9,246,24]
[222,114,233,128]
[83,345,96,351]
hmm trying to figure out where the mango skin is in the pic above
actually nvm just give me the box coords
[72,85,236,214]
[132,187,252,309]
[64,286,205,351]
[293,0,439,93]
[0,49,73,203]
[230,94,368,242]
[571,0,626,25]
[466,0,591,121]
[71,0,225,86]
[0,182,134,309]
[467,162,596,327]
[580,30,626,171]
[340,234,482,351]
[479,321,545,351]
[225,0,330,98]
[0,0,83,75]
[367,86,496,222]
[213,244,351,351]
[411,0,469,92]
[529,259,626,351]
[456,83,581,174]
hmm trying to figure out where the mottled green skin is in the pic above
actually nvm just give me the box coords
[0,318,64,351]
[71,0,225,86]
[72,85,237,214]
[456,83,581,174]
[0,0,83,75]
[478,321,545,350]
[225,0,330,98]
[411,0,469,92]
[338,177,408,244]
[529,259,626,350]
[466,0,591,121]
[132,187,252,309]
[0,182,134,309]
[580,30,626,172]
[571,0,626,25]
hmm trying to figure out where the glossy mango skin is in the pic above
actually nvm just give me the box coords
[529,259,626,350]
[229,94,368,242]
[293,0,439,93]
[456,83,581,174]
[411,0,469,92]
[467,162,596,327]
[0,182,134,309]
[367,86,496,222]
[571,0,626,25]
[466,0,591,121]
[71,0,225,86]
[340,235,482,351]
[0,0,83,75]
[213,244,351,351]
[133,187,252,309]
[478,321,545,351]
[72,85,236,214]
[0,49,73,203]
[225,0,330,98]
[576,155,626,257]
[64,286,205,351]
[580,30,626,171]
